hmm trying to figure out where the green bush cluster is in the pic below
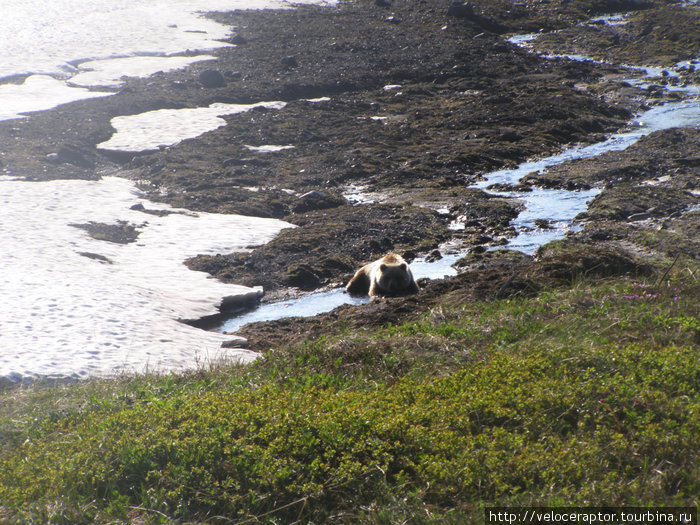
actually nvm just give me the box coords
[0,272,698,523]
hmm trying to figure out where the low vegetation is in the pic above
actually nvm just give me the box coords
[0,260,698,523]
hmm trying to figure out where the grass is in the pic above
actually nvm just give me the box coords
[0,264,698,523]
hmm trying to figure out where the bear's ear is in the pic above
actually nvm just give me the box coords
[380,264,387,271]
[400,263,407,271]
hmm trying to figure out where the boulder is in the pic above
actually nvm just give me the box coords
[220,290,264,315]
[198,69,226,88]
[292,191,347,213]
[285,264,320,289]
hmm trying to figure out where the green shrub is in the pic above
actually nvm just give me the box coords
[0,271,698,523]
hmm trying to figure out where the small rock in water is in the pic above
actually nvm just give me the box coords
[221,336,249,348]
[220,290,263,314]
[425,249,443,262]
[402,249,417,262]
[487,182,533,193]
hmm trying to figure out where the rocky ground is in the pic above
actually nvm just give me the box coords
[1,0,698,349]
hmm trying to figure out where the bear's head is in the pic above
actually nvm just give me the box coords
[376,261,412,294]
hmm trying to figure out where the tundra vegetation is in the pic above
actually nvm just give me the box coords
[0,252,698,523]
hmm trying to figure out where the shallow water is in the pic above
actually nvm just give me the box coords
[490,187,601,254]
[474,43,700,254]
[472,52,700,252]
[589,13,629,25]
[221,290,370,333]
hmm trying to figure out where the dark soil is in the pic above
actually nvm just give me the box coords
[1,0,697,346]
[532,4,700,68]
[185,203,450,292]
[70,220,142,244]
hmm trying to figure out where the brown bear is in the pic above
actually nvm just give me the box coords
[345,253,419,297]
